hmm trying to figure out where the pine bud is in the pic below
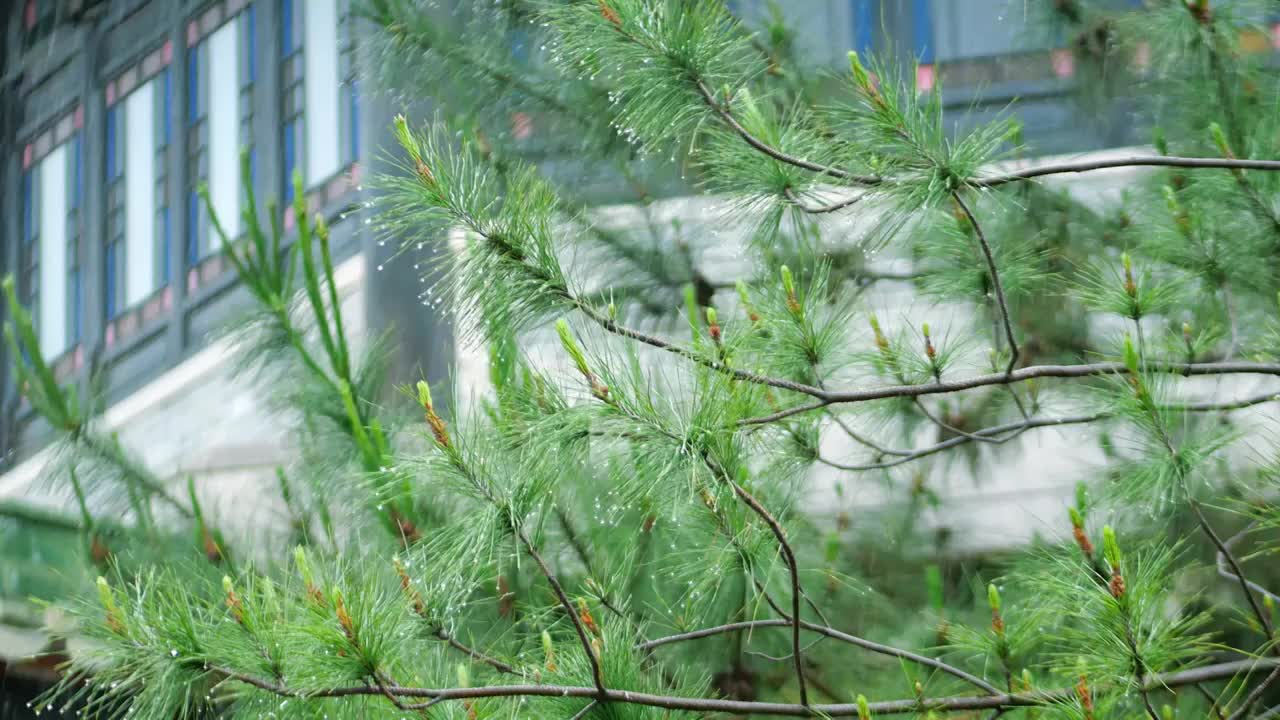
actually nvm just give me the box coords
[914,680,924,698]
[870,314,889,352]
[706,307,721,343]
[224,575,245,624]
[1102,525,1121,568]
[1162,704,1175,720]
[1068,507,1085,530]
[607,301,617,321]
[334,590,356,643]
[780,265,800,315]
[556,319,607,399]
[577,597,601,637]
[1021,668,1033,691]
[857,693,872,719]
[1120,252,1136,297]
[394,559,427,617]
[1122,335,1140,375]
[393,114,419,162]
[848,51,871,89]
[1182,322,1193,347]
[597,0,621,27]
[1209,122,1233,159]
[97,576,124,634]
[418,380,451,447]
[922,323,936,361]
[542,629,557,671]
[988,583,1005,637]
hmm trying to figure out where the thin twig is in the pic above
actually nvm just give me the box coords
[953,192,1019,375]
[1217,524,1280,606]
[783,186,866,214]
[814,391,1279,472]
[694,80,880,185]
[973,155,1280,187]
[434,628,519,676]
[740,365,1280,425]
[637,618,1000,695]
[568,699,599,720]
[1190,501,1276,648]
[516,525,608,696]
[211,657,1280,716]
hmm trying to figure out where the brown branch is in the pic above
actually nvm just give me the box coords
[434,628,518,676]
[815,391,1280,472]
[516,525,607,696]
[637,618,1000,695]
[741,365,1280,425]
[783,186,866,214]
[953,192,1019,374]
[973,155,1280,187]
[694,80,880,185]
[1191,501,1276,648]
[211,657,1280,716]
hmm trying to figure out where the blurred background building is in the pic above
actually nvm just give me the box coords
[1,0,1278,714]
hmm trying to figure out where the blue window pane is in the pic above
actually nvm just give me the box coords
[163,67,173,143]
[852,0,875,56]
[913,0,934,63]
[188,191,200,266]
[187,48,200,123]
[282,121,295,202]
[105,245,116,319]
[72,136,83,208]
[281,0,293,52]
[105,108,117,178]
[22,173,33,243]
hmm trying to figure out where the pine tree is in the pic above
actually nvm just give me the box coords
[7,0,1280,717]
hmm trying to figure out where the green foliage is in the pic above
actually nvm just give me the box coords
[6,1,1280,718]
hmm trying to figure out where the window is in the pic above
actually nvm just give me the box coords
[187,3,257,264]
[105,46,173,324]
[281,0,359,203]
[21,134,82,360]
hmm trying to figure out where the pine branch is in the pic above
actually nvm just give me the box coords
[637,617,1000,694]
[815,391,1280,472]
[209,656,1280,716]
[741,363,1280,425]
[953,192,1020,374]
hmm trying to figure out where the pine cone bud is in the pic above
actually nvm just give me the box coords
[97,576,125,634]
[857,693,872,720]
[988,583,1005,637]
[1120,252,1136,298]
[542,629,557,671]
[870,314,889,352]
[577,597,601,637]
[922,323,936,361]
[706,307,721,343]
[223,575,245,624]
[334,591,357,643]
[780,265,800,315]
[418,380,452,447]
[394,559,427,617]
[598,0,622,27]
[1102,525,1122,569]
[735,280,760,323]
[1122,335,1140,376]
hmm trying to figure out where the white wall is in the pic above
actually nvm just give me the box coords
[0,255,368,541]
